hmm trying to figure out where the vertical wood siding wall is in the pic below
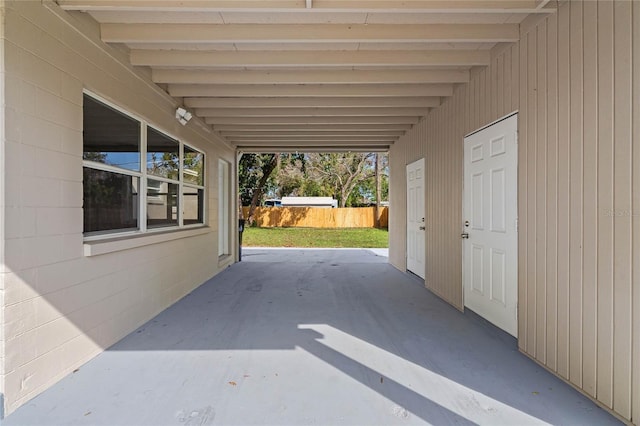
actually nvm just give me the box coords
[388,118,426,271]
[518,2,638,421]
[389,1,639,422]
[390,43,520,310]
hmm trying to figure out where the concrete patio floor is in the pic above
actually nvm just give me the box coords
[3,248,620,425]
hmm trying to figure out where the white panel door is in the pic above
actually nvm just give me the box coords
[463,114,518,336]
[407,158,425,279]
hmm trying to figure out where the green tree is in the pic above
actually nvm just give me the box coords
[238,153,279,222]
[305,152,377,207]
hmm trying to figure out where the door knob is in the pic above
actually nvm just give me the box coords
[461,232,469,239]
[419,226,425,230]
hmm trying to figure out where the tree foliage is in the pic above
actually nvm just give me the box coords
[239,152,389,213]
[239,153,279,221]
[303,153,373,207]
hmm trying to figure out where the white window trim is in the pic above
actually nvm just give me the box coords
[218,159,231,258]
[82,90,207,247]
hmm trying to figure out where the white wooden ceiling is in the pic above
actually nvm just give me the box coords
[59,0,554,152]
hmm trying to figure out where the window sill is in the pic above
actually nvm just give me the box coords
[83,227,211,257]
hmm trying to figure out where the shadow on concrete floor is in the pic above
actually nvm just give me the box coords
[4,249,620,425]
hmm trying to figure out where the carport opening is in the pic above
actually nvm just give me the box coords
[237,151,389,252]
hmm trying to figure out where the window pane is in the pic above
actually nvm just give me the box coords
[147,127,179,180]
[183,186,204,225]
[147,179,178,228]
[83,168,139,234]
[184,145,204,186]
[83,94,141,171]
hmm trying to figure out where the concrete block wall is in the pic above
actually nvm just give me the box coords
[0,1,235,415]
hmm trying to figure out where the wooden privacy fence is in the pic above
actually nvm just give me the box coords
[242,206,388,228]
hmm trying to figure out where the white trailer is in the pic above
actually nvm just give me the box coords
[281,197,338,208]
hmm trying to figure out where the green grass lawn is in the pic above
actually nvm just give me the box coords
[241,227,389,248]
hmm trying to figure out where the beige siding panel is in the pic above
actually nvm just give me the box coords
[568,0,584,388]
[522,31,538,356]
[612,1,633,419]
[485,64,491,124]
[477,68,482,130]
[481,67,487,122]
[502,48,510,117]
[483,68,490,128]
[545,9,558,373]
[492,55,498,119]
[632,3,640,422]
[389,134,407,270]
[581,0,598,398]
[535,21,547,364]
[0,0,6,402]
[475,69,481,130]
[528,29,539,356]
[510,44,519,113]
[518,31,529,351]
[388,143,404,270]
[596,0,615,408]
[496,54,503,118]
[425,99,459,306]
[555,0,571,381]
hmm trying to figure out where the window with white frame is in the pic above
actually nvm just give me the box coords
[83,93,205,237]
[218,159,230,256]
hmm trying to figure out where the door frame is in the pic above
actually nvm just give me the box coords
[462,112,519,335]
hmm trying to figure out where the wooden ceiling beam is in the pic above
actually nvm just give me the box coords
[237,145,391,153]
[225,134,399,140]
[154,69,469,84]
[231,139,395,145]
[185,96,440,108]
[226,137,396,146]
[205,116,420,124]
[102,23,519,44]
[212,124,413,131]
[195,107,429,117]
[131,49,490,67]
[169,84,454,97]
[60,0,549,13]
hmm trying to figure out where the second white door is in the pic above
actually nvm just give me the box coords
[407,158,425,279]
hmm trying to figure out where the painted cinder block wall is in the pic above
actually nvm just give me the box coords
[389,1,639,423]
[0,0,236,415]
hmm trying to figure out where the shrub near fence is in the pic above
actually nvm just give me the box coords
[242,206,389,228]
